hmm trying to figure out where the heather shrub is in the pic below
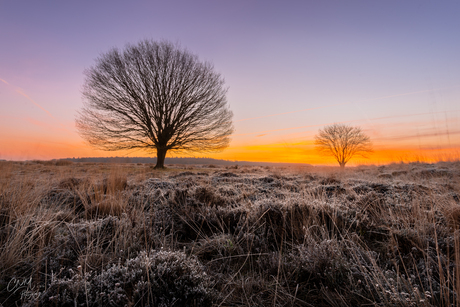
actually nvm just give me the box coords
[57,177,84,190]
[26,250,215,307]
[194,186,227,207]
[195,233,245,274]
[289,240,351,288]
[41,188,88,215]
[41,215,134,277]
[100,175,128,194]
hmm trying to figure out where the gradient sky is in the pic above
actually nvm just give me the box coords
[1,0,459,165]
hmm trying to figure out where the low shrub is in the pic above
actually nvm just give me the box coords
[26,250,215,307]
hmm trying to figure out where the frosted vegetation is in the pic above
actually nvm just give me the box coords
[1,160,460,306]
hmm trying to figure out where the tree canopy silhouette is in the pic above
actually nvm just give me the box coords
[314,124,372,168]
[76,40,233,168]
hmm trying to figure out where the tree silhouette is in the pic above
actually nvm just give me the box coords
[315,124,372,168]
[76,40,233,168]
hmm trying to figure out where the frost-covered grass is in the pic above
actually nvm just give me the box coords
[1,160,460,306]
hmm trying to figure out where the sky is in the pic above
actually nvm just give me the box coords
[1,0,460,165]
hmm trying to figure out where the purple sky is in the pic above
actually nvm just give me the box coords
[1,0,460,162]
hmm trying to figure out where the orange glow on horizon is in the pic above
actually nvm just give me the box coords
[207,142,460,165]
[1,134,459,166]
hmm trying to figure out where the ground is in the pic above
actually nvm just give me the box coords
[0,160,459,306]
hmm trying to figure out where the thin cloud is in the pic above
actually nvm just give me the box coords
[234,123,331,136]
[234,110,460,137]
[1,76,56,119]
[24,117,69,132]
[360,86,458,103]
[234,86,459,123]
[1,78,74,134]
[235,102,351,122]
[348,110,460,125]
[15,89,55,119]
[373,129,460,142]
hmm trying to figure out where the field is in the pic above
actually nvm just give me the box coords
[1,160,460,306]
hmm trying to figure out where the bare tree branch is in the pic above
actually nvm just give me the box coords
[314,124,373,168]
[76,40,233,168]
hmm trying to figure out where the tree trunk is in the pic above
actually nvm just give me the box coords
[154,148,167,169]
[339,162,346,169]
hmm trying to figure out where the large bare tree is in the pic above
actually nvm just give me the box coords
[76,40,233,168]
[314,124,372,168]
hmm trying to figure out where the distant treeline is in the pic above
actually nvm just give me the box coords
[61,157,311,167]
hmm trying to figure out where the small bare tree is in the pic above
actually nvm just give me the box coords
[76,40,233,168]
[314,124,372,168]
